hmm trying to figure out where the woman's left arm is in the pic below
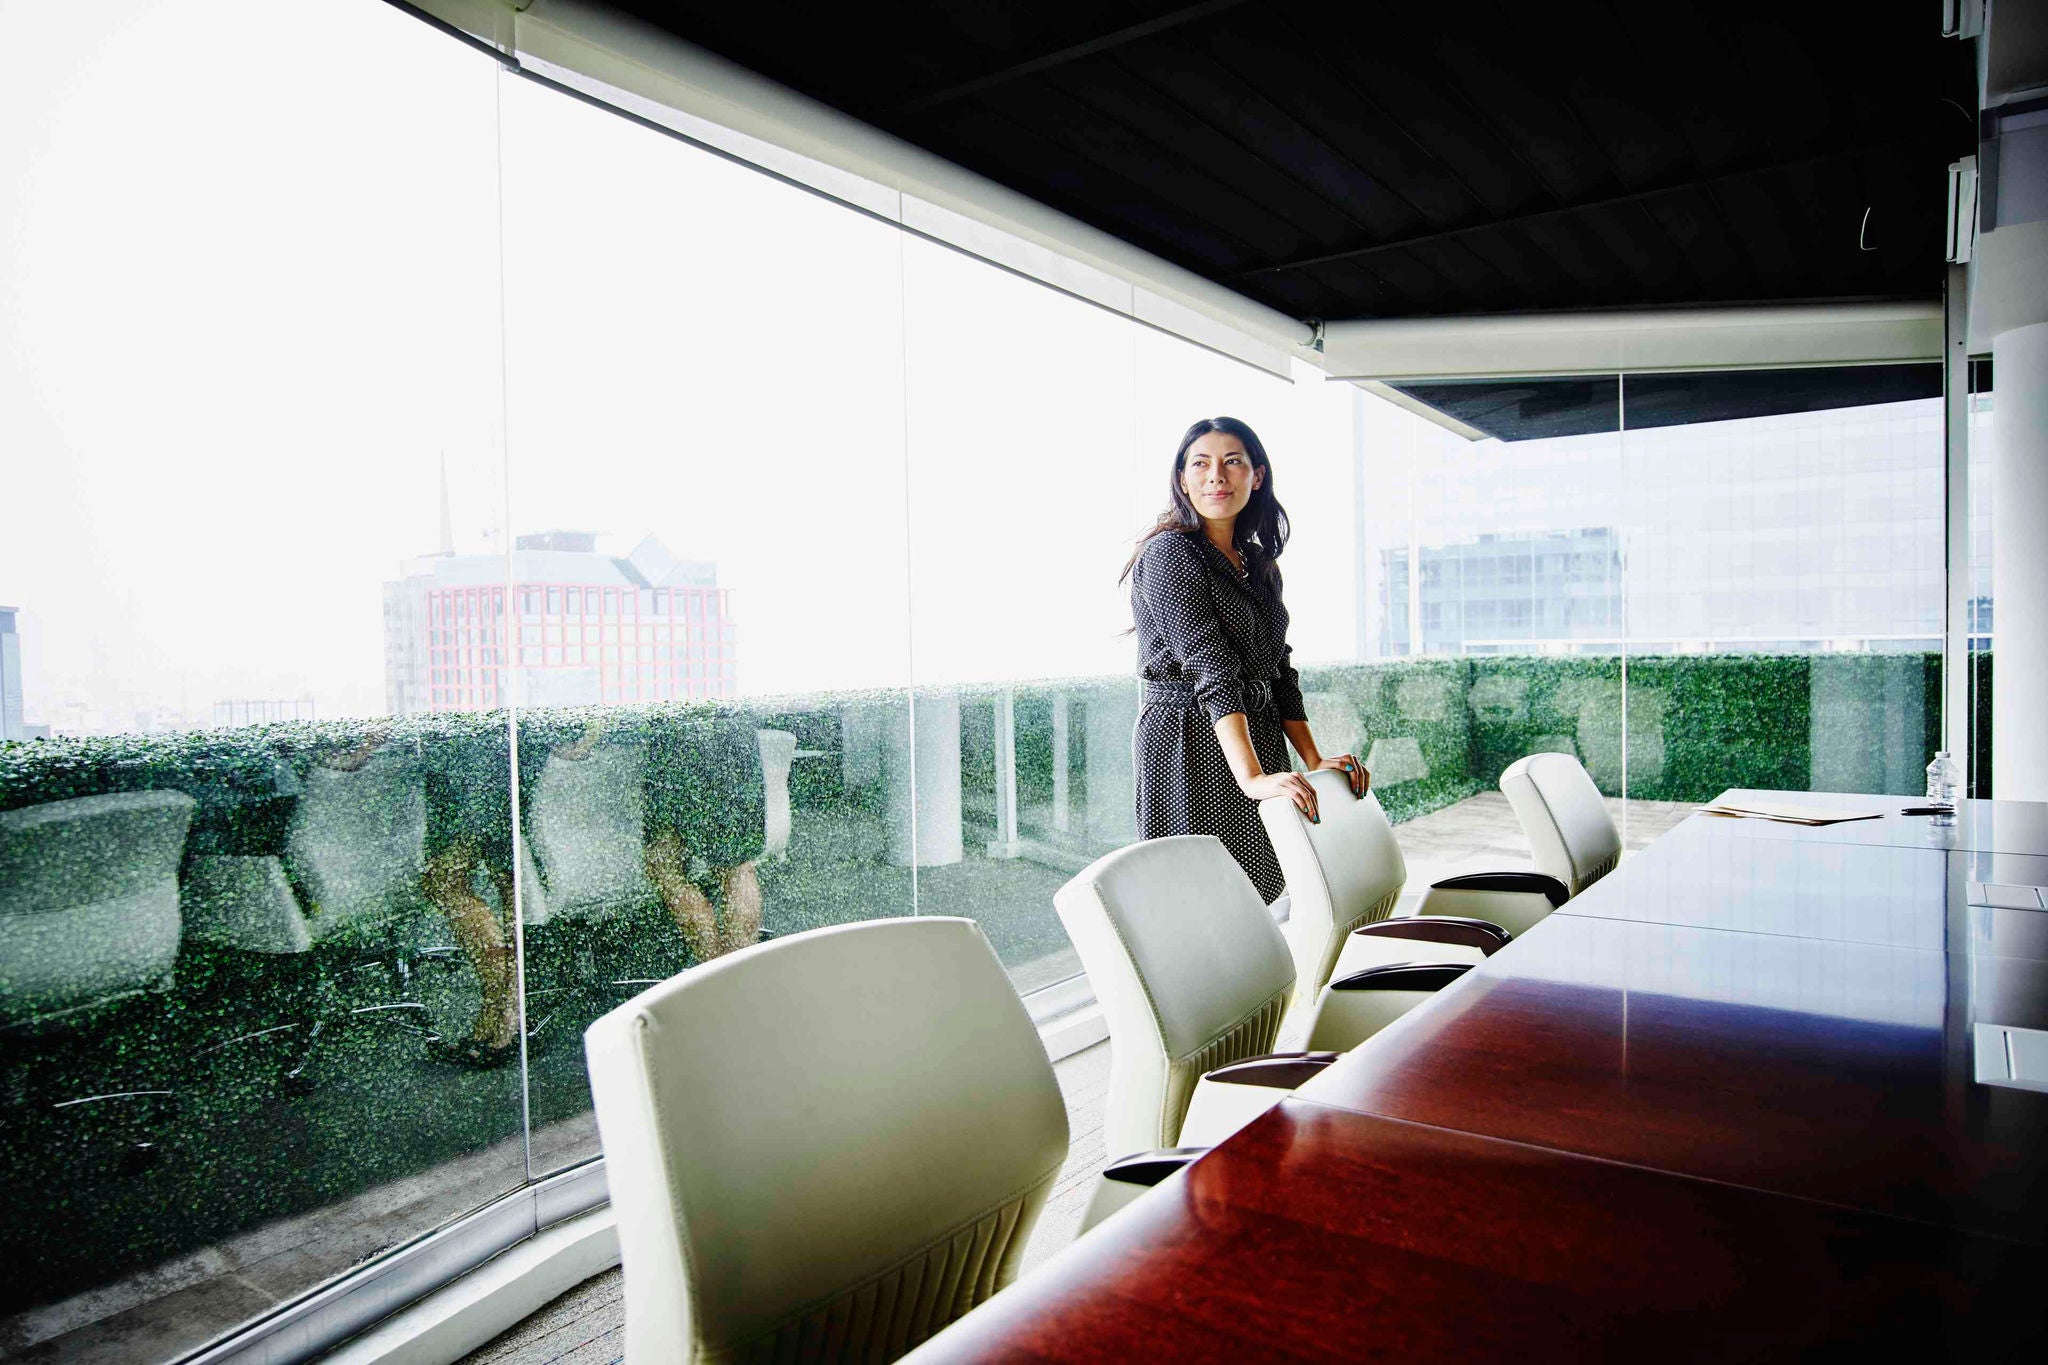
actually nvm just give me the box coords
[1280,718,1321,769]
[1275,640,1367,797]
[1282,718,1368,797]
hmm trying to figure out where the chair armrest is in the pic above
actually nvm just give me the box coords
[1430,870,1569,907]
[1082,1148,1209,1234]
[1417,871,1569,936]
[1354,916,1511,956]
[1330,962,1472,992]
[1202,1052,1341,1090]
[1100,1147,1209,1188]
[1179,1053,1339,1149]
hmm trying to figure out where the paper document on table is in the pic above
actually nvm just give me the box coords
[1697,801,1884,825]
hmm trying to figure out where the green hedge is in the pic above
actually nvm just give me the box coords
[0,652,1954,836]
[1298,659,1485,822]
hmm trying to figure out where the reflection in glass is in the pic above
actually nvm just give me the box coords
[0,3,523,1358]
[1350,379,1631,882]
[1619,366,1945,804]
[495,71,914,1174]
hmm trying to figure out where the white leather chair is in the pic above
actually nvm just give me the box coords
[1259,771,1406,1020]
[1500,752,1623,901]
[183,749,429,952]
[1054,836,1337,1161]
[1261,770,1534,1051]
[585,917,1067,1365]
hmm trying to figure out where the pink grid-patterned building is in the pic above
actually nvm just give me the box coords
[382,532,736,715]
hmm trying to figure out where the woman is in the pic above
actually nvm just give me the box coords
[1122,416,1366,903]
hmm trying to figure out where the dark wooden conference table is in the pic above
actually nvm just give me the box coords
[917,791,2048,1361]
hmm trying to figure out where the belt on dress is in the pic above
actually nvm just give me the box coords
[1143,677,1276,712]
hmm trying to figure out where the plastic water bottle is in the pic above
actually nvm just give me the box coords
[1925,750,1959,825]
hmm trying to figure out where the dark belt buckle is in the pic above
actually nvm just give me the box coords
[1245,679,1273,712]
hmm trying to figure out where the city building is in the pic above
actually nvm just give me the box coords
[0,606,22,741]
[212,699,316,728]
[1380,529,1623,656]
[382,531,737,714]
[1356,395,1948,659]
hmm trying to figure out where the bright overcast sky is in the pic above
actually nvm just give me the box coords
[0,0,1358,728]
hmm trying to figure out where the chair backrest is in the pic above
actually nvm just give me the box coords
[1259,770,1406,1017]
[1499,752,1621,897]
[526,742,657,921]
[284,750,428,940]
[756,728,797,860]
[1053,836,1295,1160]
[585,917,1067,1365]
[0,791,194,1030]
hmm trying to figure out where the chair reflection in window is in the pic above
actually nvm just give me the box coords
[424,709,783,1066]
[184,729,462,1082]
[0,790,194,1169]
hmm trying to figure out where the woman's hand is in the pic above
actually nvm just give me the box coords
[1315,754,1369,798]
[1242,770,1320,823]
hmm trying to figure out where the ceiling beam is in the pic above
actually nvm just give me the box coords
[1233,135,1942,281]
[896,0,1251,116]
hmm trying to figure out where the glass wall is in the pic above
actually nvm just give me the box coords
[0,5,1964,1362]
[1348,379,1627,882]
[1346,367,1948,886]
[1617,367,1945,815]
[0,3,520,1359]
[0,7,1318,1359]
[493,72,914,1175]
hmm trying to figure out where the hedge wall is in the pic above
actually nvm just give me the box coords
[0,652,1953,836]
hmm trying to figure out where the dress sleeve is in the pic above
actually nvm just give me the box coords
[1136,534,1247,723]
[1272,641,1307,722]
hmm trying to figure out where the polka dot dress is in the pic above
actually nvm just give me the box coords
[1129,530,1307,903]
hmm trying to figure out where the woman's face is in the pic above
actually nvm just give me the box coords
[1180,432,1263,527]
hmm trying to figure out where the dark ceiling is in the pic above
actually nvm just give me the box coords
[1390,365,1943,442]
[606,0,1976,324]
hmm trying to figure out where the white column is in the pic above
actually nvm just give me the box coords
[1992,321,2048,799]
[884,690,963,867]
[987,688,1022,859]
[1083,685,1139,844]
[840,700,885,793]
[1051,691,1071,834]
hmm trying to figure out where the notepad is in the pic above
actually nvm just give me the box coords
[1696,801,1884,825]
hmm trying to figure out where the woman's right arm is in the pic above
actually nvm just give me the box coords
[1136,537,1316,818]
[1136,535,1249,720]
[1213,713,1319,821]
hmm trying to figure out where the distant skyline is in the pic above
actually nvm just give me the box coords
[5,2,1964,744]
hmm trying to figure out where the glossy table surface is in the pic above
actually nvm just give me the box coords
[1297,912,2048,1243]
[1561,817,2048,960]
[1705,788,2048,856]
[918,1101,2045,1362]
[910,791,2048,1361]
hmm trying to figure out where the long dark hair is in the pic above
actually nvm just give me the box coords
[1119,416,1290,589]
